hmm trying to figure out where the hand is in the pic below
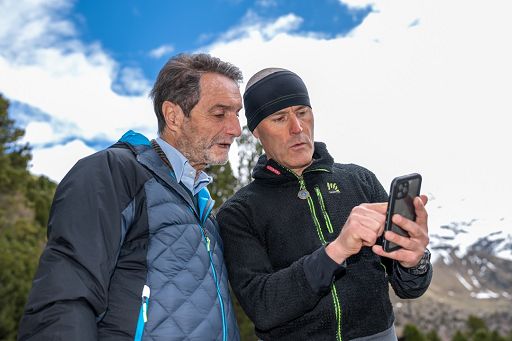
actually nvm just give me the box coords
[326,202,387,264]
[372,195,429,268]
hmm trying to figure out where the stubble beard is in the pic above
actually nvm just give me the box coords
[177,136,230,168]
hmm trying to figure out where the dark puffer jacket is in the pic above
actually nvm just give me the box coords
[217,142,431,341]
[18,131,239,341]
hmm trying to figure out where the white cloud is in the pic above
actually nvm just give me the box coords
[112,66,152,95]
[148,44,175,59]
[205,0,512,231]
[256,0,277,8]
[217,11,303,42]
[0,0,155,182]
[29,139,97,181]
[0,0,75,56]
[22,121,56,145]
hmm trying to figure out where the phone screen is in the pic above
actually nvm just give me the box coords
[384,174,422,252]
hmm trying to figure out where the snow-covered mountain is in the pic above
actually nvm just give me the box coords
[429,219,512,301]
[431,219,512,262]
[392,219,512,338]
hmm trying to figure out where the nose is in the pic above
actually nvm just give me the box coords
[226,113,242,137]
[289,114,303,135]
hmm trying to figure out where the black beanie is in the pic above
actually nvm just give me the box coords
[243,70,311,132]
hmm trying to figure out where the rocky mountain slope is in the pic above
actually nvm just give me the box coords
[391,220,512,339]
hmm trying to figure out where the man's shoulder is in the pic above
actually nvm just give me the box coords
[67,143,149,183]
[76,144,136,167]
[331,162,385,196]
[331,162,375,177]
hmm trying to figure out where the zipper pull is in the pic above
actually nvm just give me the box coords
[298,178,310,200]
[142,285,150,323]
[206,236,211,252]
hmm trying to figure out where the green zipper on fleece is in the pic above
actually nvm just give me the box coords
[283,166,343,341]
[298,176,326,244]
[314,185,334,234]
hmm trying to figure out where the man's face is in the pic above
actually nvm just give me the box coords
[172,73,242,168]
[254,105,314,174]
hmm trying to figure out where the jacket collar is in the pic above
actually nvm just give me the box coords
[115,130,200,218]
[252,141,334,184]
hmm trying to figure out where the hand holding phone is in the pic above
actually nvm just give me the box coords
[382,173,422,252]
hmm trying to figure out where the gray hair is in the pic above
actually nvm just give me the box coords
[150,53,243,134]
[245,67,288,91]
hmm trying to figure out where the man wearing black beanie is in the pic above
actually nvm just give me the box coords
[217,68,432,340]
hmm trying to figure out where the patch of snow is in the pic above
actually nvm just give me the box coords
[470,275,481,288]
[470,290,499,299]
[455,273,473,291]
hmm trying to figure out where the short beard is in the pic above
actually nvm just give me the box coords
[207,156,229,166]
[203,143,230,166]
[177,137,230,169]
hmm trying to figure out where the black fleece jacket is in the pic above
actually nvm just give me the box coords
[217,142,432,341]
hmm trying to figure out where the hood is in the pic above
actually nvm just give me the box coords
[252,141,334,185]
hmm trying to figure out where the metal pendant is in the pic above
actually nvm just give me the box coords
[297,189,310,200]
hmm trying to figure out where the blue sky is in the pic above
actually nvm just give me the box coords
[74,0,370,92]
[1,0,511,257]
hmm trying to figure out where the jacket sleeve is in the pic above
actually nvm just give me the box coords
[390,262,433,298]
[367,170,433,299]
[217,201,344,331]
[18,149,133,340]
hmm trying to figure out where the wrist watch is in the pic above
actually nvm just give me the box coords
[403,249,431,276]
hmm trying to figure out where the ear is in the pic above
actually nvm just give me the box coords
[162,101,184,133]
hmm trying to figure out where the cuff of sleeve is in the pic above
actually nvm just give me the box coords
[395,261,432,280]
[303,246,347,295]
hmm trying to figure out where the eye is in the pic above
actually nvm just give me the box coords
[272,115,286,122]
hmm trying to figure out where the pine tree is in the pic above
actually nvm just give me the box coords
[489,331,507,341]
[236,126,262,188]
[0,94,56,340]
[0,95,31,194]
[403,324,427,341]
[206,161,238,210]
[0,219,46,340]
[453,330,469,341]
[426,330,442,341]
[467,315,488,336]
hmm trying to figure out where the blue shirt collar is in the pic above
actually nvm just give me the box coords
[155,137,212,195]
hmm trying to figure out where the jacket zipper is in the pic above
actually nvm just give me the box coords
[194,189,228,341]
[285,167,343,341]
[200,230,228,341]
[314,185,334,233]
[298,177,326,244]
[134,285,150,341]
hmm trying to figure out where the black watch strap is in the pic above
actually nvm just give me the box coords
[403,249,431,276]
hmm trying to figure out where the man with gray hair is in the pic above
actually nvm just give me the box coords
[19,53,243,340]
[217,68,432,340]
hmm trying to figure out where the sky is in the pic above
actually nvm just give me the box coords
[1,0,511,255]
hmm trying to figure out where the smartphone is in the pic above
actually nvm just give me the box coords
[383,173,422,252]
